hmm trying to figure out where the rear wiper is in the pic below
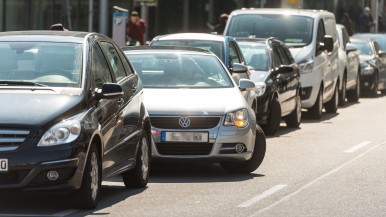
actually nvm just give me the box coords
[0,81,48,87]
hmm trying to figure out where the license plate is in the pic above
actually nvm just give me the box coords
[0,159,8,172]
[161,132,208,143]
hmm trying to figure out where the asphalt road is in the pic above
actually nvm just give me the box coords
[1,93,386,217]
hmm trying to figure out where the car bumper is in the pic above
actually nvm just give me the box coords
[360,71,376,91]
[150,120,257,162]
[0,143,86,190]
[300,72,320,108]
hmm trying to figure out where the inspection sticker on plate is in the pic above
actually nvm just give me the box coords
[161,132,208,143]
[0,159,8,172]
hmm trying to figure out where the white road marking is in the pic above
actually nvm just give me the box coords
[237,184,287,208]
[344,141,371,153]
[53,209,78,217]
[250,141,385,216]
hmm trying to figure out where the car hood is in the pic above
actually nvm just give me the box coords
[249,70,269,83]
[144,88,247,116]
[289,46,309,63]
[0,89,83,127]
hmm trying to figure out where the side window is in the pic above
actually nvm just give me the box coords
[276,45,291,65]
[374,42,382,54]
[91,44,113,88]
[228,41,242,66]
[272,47,282,68]
[342,28,350,48]
[116,46,135,75]
[316,20,326,55]
[283,45,295,64]
[99,42,127,82]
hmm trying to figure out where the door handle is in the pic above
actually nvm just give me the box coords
[117,98,124,107]
[132,85,137,92]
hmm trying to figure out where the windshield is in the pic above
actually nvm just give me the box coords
[151,40,224,61]
[126,53,232,88]
[352,41,373,55]
[227,14,313,47]
[239,43,269,71]
[0,42,82,88]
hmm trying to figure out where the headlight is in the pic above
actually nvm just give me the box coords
[224,109,249,128]
[38,119,81,146]
[255,82,266,97]
[298,59,314,74]
[361,65,374,75]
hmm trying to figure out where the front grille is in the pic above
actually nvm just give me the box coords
[0,170,29,185]
[156,142,213,155]
[151,116,221,129]
[0,129,30,151]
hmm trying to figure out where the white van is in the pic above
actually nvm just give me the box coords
[225,9,339,119]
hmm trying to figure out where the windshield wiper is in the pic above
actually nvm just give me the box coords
[0,81,48,87]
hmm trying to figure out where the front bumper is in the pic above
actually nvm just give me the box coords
[360,69,377,91]
[150,118,257,163]
[0,143,86,190]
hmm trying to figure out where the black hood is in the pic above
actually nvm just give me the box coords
[0,90,84,127]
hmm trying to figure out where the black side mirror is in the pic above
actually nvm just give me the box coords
[231,63,248,73]
[95,83,124,99]
[276,65,294,74]
[318,35,334,53]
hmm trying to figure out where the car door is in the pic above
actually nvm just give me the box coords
[98,41,140,175]
[342,27,357,89]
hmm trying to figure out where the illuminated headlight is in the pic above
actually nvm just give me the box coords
[361,65,374,75]
[224,109,249,128]
[38,120,81,146]
[255,82,266,96]
[298,59,314,74]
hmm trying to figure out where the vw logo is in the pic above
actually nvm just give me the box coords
[179,117,191,128]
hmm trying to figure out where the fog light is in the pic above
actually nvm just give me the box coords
[235,143,245,153]
[47,170,59,181]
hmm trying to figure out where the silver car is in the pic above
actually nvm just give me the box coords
[123,46,266,173]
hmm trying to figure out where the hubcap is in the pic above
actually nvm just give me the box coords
[90,152,99,201]
[141,136,149,180]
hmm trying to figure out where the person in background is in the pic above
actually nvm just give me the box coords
[358,6,375,33]
[340,12,356,36]
[213,13,228,34]
[127,11,147,45]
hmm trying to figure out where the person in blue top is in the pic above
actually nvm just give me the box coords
[358,7,375,33]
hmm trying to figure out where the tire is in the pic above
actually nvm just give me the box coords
[338,75,346,106]
[307,86,323,119]
[262,97,281,136]
[325,84,338,113]
[75,144,101,209]
[122,132,150,188]
[347,74,360,102]
[220,125,266,173]
[285,93,301,128]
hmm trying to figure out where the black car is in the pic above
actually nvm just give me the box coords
[0,30,151,209]
[237,38,301,135]
[351,38,386,96]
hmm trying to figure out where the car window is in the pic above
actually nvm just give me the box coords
[239,43,269,71]
[374,41,382,54]
[91,43,113,89]
[316,20,326,55]
[0,42,82,87]
[125,53,232,88]
[276,45,291,65]
[99,42,126,82]
[341,28,350,48]
[272,47,282,68]
[352,41,373,55]
[228,41,242,66]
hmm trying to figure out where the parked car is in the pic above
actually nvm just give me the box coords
[149,33,256,112]
[336,24,361,104]
[123,46,266,173]
[237,38,301,135]
[0,29,151,209]
[225,8,340,119]
[351,38,386,96]
[352,33,386,50]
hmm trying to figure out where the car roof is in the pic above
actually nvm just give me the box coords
[229,8,334,18]
[152,33,231,42]
[0,31,93,43]
[123,45,215,55]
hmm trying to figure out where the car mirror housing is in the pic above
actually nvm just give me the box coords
[232,63,248,73]
[346,43,357,53]
[239,79,255,91]
[96,83,124,99]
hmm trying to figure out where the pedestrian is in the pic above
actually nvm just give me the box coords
[126,11,147,45]
[378,15,385,32]
[340,12,356,36]
[213,13,228,35]
[358,6,375,33]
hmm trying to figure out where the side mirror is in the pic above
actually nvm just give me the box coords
[346,43,357,53]
[239,79,255,91]
[276,65,294,74]
[232,63,249,73]
[95,83,124,99]
[318,35,334,53]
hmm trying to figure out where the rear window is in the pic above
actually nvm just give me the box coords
[227,14,314,47]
